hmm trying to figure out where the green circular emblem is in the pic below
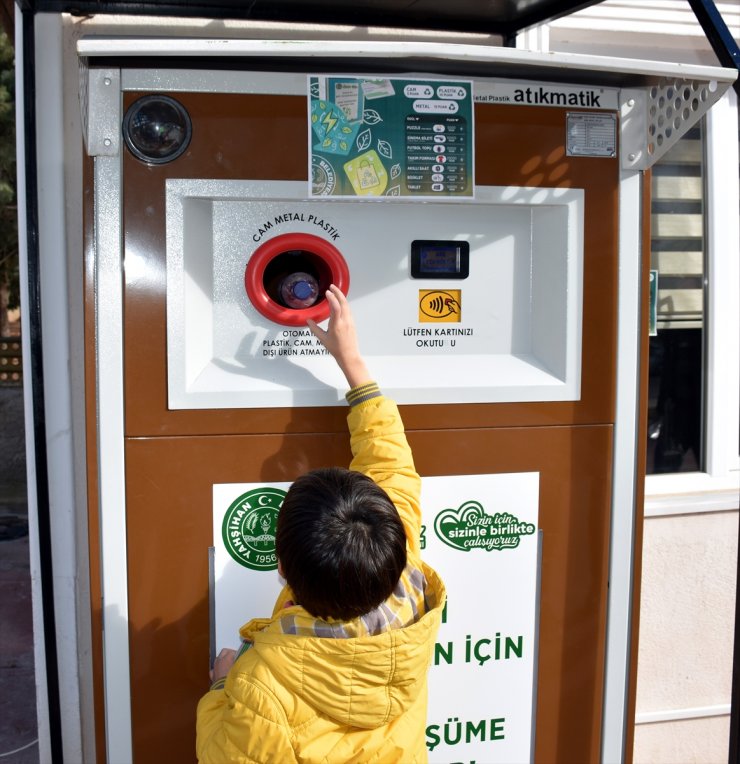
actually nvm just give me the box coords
[222,487,285,571]
[311,155,336,196]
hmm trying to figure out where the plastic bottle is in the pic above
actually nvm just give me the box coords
[278,272,319,309]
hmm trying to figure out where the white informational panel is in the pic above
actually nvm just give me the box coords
[213,472,540,763]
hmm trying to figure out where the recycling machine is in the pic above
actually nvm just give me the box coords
[74,34,735,763]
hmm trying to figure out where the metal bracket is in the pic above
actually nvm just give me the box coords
[621,77,727,171]
[79,60,120,157]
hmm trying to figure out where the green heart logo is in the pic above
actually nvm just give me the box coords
[434,500,536,553]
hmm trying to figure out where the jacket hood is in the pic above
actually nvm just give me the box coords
[239,561,445,730]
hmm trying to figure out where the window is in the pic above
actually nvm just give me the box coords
[647,123,705,474]
[646,90,739,492]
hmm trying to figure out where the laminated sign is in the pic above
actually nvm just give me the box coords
[213,472,540,764]
[309,76,474,198]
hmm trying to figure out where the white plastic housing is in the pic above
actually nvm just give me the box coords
[166,180,583,408]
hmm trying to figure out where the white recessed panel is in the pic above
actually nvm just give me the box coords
[166,181,583,408]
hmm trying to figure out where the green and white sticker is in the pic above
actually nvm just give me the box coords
[434,501,536,552]
[221,487,284,570]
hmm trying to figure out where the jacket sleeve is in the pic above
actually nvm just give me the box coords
[196,675,297,764]
[346,394,423,558]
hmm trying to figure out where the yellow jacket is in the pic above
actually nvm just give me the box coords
[196,395,446,763]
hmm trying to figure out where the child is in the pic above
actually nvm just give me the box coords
[196,285,446,763]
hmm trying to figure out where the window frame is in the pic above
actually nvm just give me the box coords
[645,87,739,504]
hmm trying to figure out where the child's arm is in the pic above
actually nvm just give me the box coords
[346,398,422,557]
[196,670,296,763]
[308,287,423,555]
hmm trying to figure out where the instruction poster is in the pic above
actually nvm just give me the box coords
[213,472,539,763]
[309,76,474,198]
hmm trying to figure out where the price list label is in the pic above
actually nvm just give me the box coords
[405,115,469,194]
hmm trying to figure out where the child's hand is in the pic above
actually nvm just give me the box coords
[210,647,237,683]
[308,285,371,388]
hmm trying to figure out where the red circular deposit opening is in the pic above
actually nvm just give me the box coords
[245,233,350,326]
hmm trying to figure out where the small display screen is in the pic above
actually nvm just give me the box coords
[419,245,461,274]
[411,240,469,279]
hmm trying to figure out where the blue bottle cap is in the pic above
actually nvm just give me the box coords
[292,280,314,300]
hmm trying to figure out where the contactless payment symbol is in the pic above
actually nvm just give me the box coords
[434,500,536,552]
[222,487,284,571]
[419,289,461,322]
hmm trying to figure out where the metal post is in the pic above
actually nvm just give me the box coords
[18,5,64,761]
[687,0,740,96]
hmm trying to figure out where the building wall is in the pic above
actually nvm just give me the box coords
[634,508,737,762]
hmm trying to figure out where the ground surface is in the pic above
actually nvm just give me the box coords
[0,386,39,763]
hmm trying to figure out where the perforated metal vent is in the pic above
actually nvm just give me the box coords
[621,77,724,171]
[648,79,718,155]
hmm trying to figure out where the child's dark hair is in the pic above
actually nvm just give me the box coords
[276,467,407,621]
